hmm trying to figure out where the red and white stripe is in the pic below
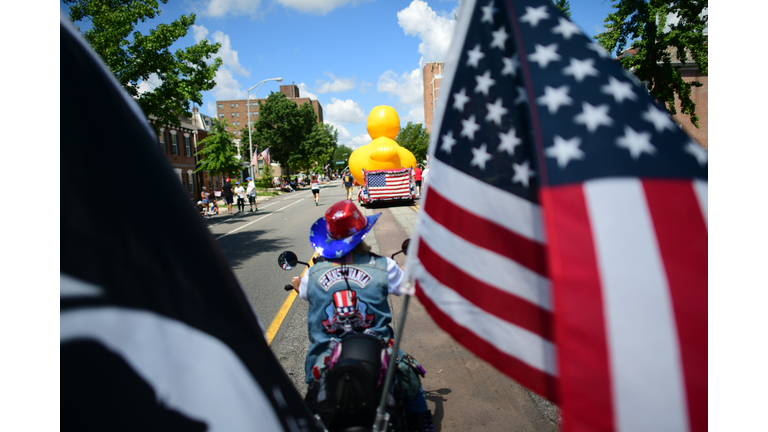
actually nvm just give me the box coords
[367,171,412,200]
[541,178,707,432]
[408,159,559,400]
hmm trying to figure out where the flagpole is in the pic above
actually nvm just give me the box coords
[247,77,283,179]
[373,282,413,432]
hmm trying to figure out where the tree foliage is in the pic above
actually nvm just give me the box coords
[594,0,708,127]
[395,122,430,165]
[64,0,222,132]
[333,145,355,166]
[550,0,571,19]
[300,123,339,171]
[195,119,242,177]
[252,92,319,172]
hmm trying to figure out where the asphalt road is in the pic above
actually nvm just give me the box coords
[209,180,560,432]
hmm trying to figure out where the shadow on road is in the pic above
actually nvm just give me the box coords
[218,228,291,268]
[425,388,451,432]
[361,199,415,210]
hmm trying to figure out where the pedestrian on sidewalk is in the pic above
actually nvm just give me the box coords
[234,181,245,213]
[223,178,234,214]
[201,186,210,208]
[246,177,258,212]
[413,165,423,197]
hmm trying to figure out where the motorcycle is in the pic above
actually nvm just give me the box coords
[278,240,418,432]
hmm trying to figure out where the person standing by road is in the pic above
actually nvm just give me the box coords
[310,175,329,206]
[234,181,245,213]
[246,176,258,212]
[413,165,423,197]
[342,170,355,200]
[223,178,234,214]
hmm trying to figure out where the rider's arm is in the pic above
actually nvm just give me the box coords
[386,257,406,295]
[293,273,310,300]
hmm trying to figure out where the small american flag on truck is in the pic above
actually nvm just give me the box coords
[360,168,415,203]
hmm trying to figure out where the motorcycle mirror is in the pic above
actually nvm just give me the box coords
[278,251,298,270]
[400,239,410,256]
[391,238,411,259]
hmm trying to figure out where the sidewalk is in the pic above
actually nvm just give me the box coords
[199,194,275,219]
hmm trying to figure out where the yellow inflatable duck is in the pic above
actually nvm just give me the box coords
[348,105,417,186]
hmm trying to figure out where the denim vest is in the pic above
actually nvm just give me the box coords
[304,251,393,383]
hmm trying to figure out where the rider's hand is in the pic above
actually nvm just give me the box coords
[291,276,301,294]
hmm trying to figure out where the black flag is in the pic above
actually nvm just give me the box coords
[60,15,320,432]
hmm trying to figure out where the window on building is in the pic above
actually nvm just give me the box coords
[219,113,224,118]
[236,112,240,117]
[230,103,234,108]
[159,129,167,153]
[187,171,195,193]
[171,132,179,155]
[218,104,223,109]
[235,103,239,108]
[236,121,240,126]
[231,113,235,117]
[184,135,192,157]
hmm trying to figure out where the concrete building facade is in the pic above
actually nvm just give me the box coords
[422,62,444,134]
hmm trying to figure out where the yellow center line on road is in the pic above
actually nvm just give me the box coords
[266,251,318,345]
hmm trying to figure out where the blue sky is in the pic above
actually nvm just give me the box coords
[61,0,621,149]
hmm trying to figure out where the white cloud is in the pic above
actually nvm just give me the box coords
[206,101,218,118]
[377,67,423,106]
[210,66,246,100]
[137,73,163,94]
[275,0,371,15]
[192,27,249,77]
[325,97,366,124]
[359,80,374,94]
[297,82,319,100]
[200,0,262,17]
[350,133,372,149]
[326,121,351,140]
[192,26,249,103]
[397,0,455,63]
[315,73,356,94]
[403,105,425,125]
[192,24,209,42]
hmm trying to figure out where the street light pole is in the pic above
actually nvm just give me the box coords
[247,77,283,180]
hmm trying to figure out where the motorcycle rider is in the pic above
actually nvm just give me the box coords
[291,199,433,432]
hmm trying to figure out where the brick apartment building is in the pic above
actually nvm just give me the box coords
[216,83,324,179]
[216,83,324,141]
[422,62,444,134]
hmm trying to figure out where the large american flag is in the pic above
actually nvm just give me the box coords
[365,168,413,200]
[405,1,707,431]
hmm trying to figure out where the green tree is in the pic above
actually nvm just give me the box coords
[594,0,708,127]
[253,92,318,173]
[64,0,222,132]
[395,122,430,165]
[550,0,571,19]
[333,144,355,167]
[195,119,242,178]
[299,123,339,171]
[259,162,275,188]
